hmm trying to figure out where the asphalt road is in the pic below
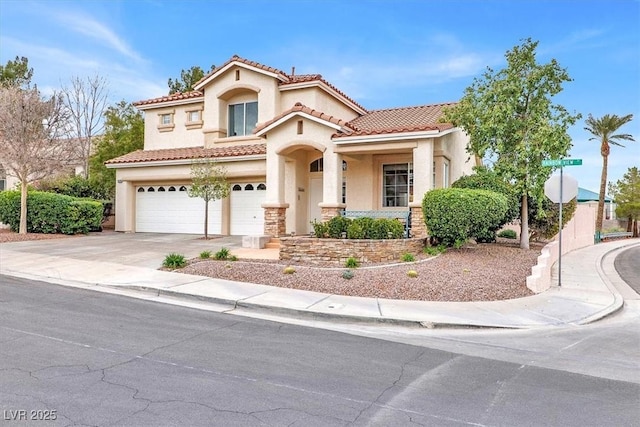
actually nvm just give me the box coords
[1,275,639,427]
[615,245,640,294]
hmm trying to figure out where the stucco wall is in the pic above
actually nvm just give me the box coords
[143,101,205,150]
[526,203,597,293]
[280,87,361,121]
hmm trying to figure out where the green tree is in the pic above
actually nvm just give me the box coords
[0,56,33,88]
[89,101,144,199]
[584,114,635,234]
[609,167,640,237]
[168,65,215,94]
[188,160,230,239]
[442,38,581,249]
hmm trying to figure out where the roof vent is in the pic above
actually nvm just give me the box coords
[291,66,295,76]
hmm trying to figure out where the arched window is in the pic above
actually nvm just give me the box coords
[232,184,242,191]
[310,158,323,172]
[147,187,155,192]
[158,186,166,192]
[244,184,254,191]
[179,186,187,191]
[257,183,266,190]
[137,187,145,192]
[168,186,176,191]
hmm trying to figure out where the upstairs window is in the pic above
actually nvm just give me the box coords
[187,111,200,122]
[160,114,172,125]
[228,101,258,137]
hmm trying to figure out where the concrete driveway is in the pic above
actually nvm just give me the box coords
[1,231,245,269]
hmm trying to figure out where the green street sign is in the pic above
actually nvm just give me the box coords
[541,158,583,167]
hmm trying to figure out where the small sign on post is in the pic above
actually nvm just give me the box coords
[542,158,582,287]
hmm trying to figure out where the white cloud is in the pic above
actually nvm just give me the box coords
[52,11,143,62]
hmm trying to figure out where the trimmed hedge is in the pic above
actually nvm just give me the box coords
[0,190,102,234]
[422,188,508,246]
[311,216,405,239]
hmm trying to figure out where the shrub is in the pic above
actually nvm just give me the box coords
[424,245,446,256]
[310,220,328,238]
[497,229,517,239]
[452,166,520,227]
[326,215,351,238]
[283,266,296,274]
[341,269,355,280]
[228,255,238,261]
[344,257,360,268]
[422,188,508,246]
[529,198,578,240]
[214,247,230,260]
[163,253,186,269]
[0,190,102,234]
[401,253,416,262]
[199,250,212,259]
[346,220,366,239]
[369,218,405,239]
[407,270,418,278]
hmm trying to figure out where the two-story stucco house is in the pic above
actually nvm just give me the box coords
[106,55,477,238]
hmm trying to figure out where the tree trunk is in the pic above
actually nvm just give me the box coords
[19,180,28,234]
[627,215,633,232]
[520,194,530,250]
[596,152,608,233]
[633,219,639,238]
[204,200,209,240]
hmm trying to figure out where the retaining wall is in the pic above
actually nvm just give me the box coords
[279,237,426,264]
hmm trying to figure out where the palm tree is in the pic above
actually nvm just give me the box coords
[584,114,635,233]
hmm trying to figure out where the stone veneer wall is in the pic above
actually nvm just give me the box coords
[279,237,426,264]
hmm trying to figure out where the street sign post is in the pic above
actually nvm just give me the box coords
[542,158,582,287]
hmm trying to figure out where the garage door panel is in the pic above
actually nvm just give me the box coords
[230,183,265,235]
[136,185,221,234]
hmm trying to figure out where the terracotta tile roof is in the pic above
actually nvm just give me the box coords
[254,102,357,134]
[133,91,203,107]
[105,144,266,165]
[335,103,456,138]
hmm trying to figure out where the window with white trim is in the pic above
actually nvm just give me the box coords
[187,110,200,122]
[443,160,450,188]
[228,101,258,136]
[160,114,172,125]
[382,163,413,207]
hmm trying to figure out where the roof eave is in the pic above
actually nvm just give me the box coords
[194,61,288,91]
[333,127,455,144]
[134,97,204,110]
[106,154,267,169]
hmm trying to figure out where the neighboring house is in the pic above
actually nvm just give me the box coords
[106,55,477,237]
[577,187,615,220]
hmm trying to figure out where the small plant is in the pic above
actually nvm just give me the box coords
[199,250,212,259]
[214,247,230,260]
[424,245,446,256]
[407,270,418,278]
[344,257,360,268]
[401,253,416,262]
[497,229,517,239]
[228,255,238,261]
[342,269,355,280]
[163,253,186,269]
[453,239,466,249]
[283,266,296,274]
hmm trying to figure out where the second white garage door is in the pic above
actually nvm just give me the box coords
[230,183,266,235]
[136,185,222,234]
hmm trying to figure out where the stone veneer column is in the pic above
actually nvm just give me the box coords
[320,206,343,222]
[410,205,427,238]
[263,206,288,237]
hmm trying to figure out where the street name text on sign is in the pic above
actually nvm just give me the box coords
[541,158,583,167]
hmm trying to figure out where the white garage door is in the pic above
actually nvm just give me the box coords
[230,183,266,235]
[136,185,222,234]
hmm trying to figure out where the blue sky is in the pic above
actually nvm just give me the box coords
[1,0,638,193]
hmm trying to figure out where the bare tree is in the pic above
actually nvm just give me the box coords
[0,86,72,233]
[61,75,109,178]
[188,160,230,239]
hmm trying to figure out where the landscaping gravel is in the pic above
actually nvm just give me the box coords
[1,229,542,302]
[181,241,542,302]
